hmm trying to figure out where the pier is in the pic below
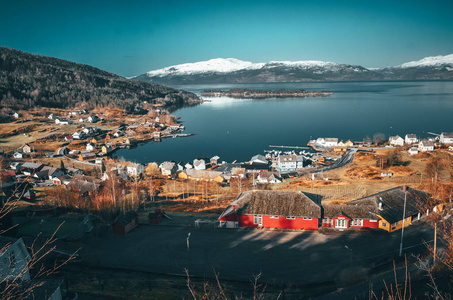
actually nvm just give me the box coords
[269,145,310,150]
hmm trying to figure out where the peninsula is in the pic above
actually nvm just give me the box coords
[200,88,332,99]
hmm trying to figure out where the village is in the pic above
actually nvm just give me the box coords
[1,107,453,299]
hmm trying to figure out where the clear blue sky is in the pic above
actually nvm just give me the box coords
[1,0,453,77]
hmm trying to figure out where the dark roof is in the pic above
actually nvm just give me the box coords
[148,213,161,218]
[347,186,431,224]
[115,211,138,226]
[323,204,378,220]
[214,163,241,173]
[219,190,322,219]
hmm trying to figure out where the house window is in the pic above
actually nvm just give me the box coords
[254,215,258,224]
[382,222,387,227]
[303,217,312,220]
[286,216,295,220]
[335,219,347,228]
[258,215,262,225]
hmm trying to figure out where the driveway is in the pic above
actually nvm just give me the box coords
[79,220,434,286]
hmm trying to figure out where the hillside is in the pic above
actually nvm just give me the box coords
[134,55,453,85]
[0,47,200,111]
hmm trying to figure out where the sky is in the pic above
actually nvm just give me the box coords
[1,0,453,77]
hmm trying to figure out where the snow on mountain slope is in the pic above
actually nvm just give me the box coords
[398,54,453,68]
[146,58,258,77]
[145,58,348,77]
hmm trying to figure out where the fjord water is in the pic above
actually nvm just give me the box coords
[116,81,453,164]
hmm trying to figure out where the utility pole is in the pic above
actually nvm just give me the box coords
[399,186,408,257]
[434,223,437,267]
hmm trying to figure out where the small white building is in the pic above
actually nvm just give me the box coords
[249,154,267,165]
[405,134,418,144]
[193,159,206,170]
[389,135,404,146]
[324,138,339,147]
[419,139,434,152]
[160,161,177,176]
[127,163,145,176]
[440,132,453,144]
[257,172,282,184]
[86,143,95,152]
[408,147,419,155]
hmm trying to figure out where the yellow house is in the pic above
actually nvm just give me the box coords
[178,169,224,183]
[348,185,440,233]
[344,140,354,147]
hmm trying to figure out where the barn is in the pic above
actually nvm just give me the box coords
[112,211,138,235]
[218,190,322,230]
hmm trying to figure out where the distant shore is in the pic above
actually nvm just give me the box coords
[200,88,333,99]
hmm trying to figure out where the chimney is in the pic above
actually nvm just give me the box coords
[378,197,383,210]
[403,185,407,192]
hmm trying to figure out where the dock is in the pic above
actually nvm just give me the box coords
[269,145,310,150]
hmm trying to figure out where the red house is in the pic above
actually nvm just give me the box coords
[322,204,379,230]
[218,190,322,230]
[113,211,138,235]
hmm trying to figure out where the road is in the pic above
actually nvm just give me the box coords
[79,219,434,288]
[297,148,357,176]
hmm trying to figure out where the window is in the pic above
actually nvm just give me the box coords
[286,216,295,220]
[254,215,258,224]
[303,217,312,220]
[258,215,262,225]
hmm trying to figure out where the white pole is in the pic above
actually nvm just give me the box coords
[399,187,407,257]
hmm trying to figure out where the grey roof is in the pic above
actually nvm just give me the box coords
[21,162,43,169]
[420,139,434,147]
[442,132,453,138]
[219,190,322,219]
[347,186,431,224]
[405,134,417,139]
[279,155,296,162]
[323,204,378,220]
[250,154,267,164]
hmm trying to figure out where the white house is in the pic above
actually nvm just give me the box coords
[55,118,72,125]
[13,152,23,159]
[389,135,404,146]
[405,134,418,144]
[324,138,339,147]
[419,139,434,152]
[277,154,297,173]
[440,132,453,144]
[249,154,267,165]
[257,172,282,184]
[48,113,57,120]
[72,131,84,140]
[160,161,177,176]
[12,112,20,119]
[127,163,144,176]
[408,147,419,155]
[316,138,326,145]
[193,159,206,170]
[86,143,95,152]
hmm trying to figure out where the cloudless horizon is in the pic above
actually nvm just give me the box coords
[1,0,453,77]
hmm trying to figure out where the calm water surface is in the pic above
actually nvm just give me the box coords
[116,81,453,164]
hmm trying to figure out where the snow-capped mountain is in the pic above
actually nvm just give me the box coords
[146,58,260,77]
[397,54,453,68]
[134,54,453,85]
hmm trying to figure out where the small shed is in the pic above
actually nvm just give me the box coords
[112,211,138,235]
[148,213,162,225]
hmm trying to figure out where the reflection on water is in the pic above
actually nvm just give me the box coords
[116,80,453,164]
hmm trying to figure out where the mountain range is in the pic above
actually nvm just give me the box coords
[134,55,453,85]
